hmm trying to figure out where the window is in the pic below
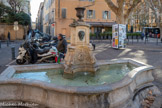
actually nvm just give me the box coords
[79,0,95,1]
[62,8,67,19]
[88,0,95,1]
[108,11,111,19]
[51,9,55,22]
[45,13,49,23]
[103,11,108,19]
[103,11,111,19]
[87,10,95,19]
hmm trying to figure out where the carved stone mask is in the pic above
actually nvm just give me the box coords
[78,31,85,41]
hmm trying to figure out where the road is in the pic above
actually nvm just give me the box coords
[0,41,22,73]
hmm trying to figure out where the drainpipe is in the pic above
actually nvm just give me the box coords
[58,0,60,18]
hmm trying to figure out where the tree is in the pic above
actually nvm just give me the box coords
[0,3,5,18]
[15,12,31,26]
[0,3,31,25]
[0,3,14,23]
[7,0,26,13]
[128,1,150,31]
[104,0,142,24]
[144,0,162,40]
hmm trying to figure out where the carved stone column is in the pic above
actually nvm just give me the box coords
[63,8,98,78]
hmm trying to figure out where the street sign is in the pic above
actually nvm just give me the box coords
[14,21,18,25]
[13,21,19,31]
[52,23,55,27]
[14,26,19,31]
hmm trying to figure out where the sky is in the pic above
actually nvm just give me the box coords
[31,0,44,22]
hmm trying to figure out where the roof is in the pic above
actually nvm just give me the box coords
[86,22,116,27]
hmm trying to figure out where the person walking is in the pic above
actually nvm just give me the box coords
[141,32,144,40]
[8,32,11,41]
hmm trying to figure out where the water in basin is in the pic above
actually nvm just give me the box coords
[13,63,137,86]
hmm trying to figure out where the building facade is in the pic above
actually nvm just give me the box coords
[37,0,117,37]
[43,0,55,36]
[37,2,44,32]
[55,0,116,37]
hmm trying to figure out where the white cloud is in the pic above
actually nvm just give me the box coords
[31,0,44,22]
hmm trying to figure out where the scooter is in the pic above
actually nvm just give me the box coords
[16,41,58,64]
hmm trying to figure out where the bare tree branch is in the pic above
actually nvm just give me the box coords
[7,0,25,13]
[117,0,124,9]
[124,0,141,19]
[104,0,118,14]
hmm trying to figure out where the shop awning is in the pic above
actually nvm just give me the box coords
[86,22,116,27]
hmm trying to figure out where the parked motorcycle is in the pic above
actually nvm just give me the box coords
[16,40,58,64]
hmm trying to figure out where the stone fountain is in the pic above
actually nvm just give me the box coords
[64,7,98,78]
[0,7,161,108]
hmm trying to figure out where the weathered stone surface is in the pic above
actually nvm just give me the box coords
[0,59,161,108]
[64,21,98,77]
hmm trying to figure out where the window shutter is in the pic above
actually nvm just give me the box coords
[89,0,95,2]
[62,8,66,19]
[102,11,105,19]
[87,10,89,19]
[93,10,95,19]
[108,11,111,19]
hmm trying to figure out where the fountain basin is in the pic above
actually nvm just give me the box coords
[13,63,136,86]
[0,59,155,108]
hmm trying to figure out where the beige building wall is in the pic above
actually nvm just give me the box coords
[32,22,36,29]
[38,0,117,37]
[43,0,49,33]
[37,2,44,32]
[55,0,117,37]
[0,24,25,40]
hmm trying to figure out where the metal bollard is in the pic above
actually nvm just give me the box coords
[11,46,15,60]
[7,40,9,47]
[156,34,158,45]
[0,40,1,48]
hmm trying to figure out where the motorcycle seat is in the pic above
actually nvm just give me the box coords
[40,44,51,48]
[36,47,51,54]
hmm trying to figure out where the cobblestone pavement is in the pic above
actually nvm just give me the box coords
[0,41,23,73]
[94,41,162,91]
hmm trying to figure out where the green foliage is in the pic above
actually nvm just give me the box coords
[103,32,112,36]
[0,3,12,17]
[100,33,105,36]
[127,32,142,37]
[90,33,96,37]
[15,12,31,25]
[105,28,112,32]
[0,3,31,25]
[127,33,133,36]
[107,32,112,36]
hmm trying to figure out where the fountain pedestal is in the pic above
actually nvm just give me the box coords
[63,9,98,78]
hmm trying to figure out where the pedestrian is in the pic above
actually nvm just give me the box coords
[8,32,10,41]
[145,32,148,40]
[57,34,67,59]
[141,32,144,40]
[149,32,152,38]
